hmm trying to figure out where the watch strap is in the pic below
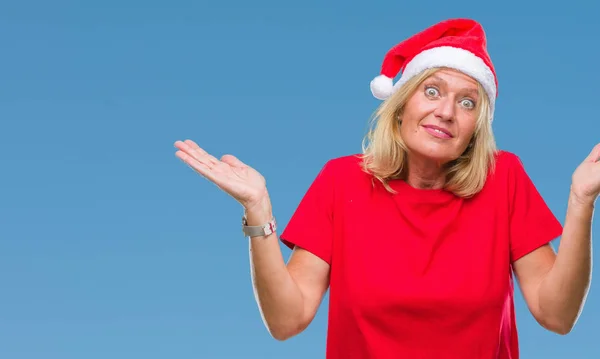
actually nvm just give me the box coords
[242,216,277,238]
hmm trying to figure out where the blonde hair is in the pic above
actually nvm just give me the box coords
[360,67,497,198]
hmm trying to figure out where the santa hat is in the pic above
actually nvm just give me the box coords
[370,18,498,118]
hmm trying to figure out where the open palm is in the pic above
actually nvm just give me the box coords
[174,139,268,209]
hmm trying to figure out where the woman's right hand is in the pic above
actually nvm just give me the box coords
[175,142,329,341]
[174,139,269,211]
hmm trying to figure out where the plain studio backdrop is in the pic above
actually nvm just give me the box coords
[0,1,598,358]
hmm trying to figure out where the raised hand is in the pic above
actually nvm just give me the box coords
[174,139,269,210]
[571,143,600,207]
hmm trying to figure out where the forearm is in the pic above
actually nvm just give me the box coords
[538,191,594,332]
[245,195,305,340]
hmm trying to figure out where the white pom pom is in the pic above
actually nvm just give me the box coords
[370,75,394,100]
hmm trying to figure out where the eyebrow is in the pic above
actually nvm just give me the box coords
[427,75,479,97]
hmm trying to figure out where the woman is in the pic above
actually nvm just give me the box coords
[174,18,598,359]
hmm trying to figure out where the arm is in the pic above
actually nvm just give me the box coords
[173,140,330,341]
[513,143,600,335]
[246,195,330,341]
[513,191,593,335]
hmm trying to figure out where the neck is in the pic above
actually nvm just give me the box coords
[405,155,447,190]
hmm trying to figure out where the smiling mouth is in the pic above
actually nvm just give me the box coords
[422,125,453,139]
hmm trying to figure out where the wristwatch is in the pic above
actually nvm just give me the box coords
[242,216,277,238]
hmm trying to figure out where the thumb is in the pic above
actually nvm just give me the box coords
[221,154,247,168]
[586,143,600,162]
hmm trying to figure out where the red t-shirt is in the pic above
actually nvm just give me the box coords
[280,150,563,359]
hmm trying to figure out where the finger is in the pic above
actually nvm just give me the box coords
[183,139,204,153]
[586,143,600,162]
[174,140,208,156]
[221,154,247,168]
[175,150,216,179]
[175,140,220,166]
[183,140,221,165]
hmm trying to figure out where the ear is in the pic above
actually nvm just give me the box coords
[396,110,403,124]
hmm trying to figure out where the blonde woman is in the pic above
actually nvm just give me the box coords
[174,18,598,359]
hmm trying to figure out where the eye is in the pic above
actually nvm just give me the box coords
[425,86,439,97]
[460,98,476,109]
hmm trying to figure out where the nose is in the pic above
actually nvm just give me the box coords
[433,97,455,121]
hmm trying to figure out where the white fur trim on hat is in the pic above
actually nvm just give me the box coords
[392,46,497,114]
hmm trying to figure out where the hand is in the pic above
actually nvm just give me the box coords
[174,139,269,210]
[571,143,600,207]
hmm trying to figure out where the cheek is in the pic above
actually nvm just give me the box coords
[398,108,425,137]
[399,120,420,145]
[458,119,478,144]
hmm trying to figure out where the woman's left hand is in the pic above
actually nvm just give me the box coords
[571,143,600,206]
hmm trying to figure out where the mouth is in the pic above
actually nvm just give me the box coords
[421,125,453,139]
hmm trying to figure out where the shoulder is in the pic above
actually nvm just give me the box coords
[322,153,365,173]
[490,150,528,180]
[314,153,371,190]
[483,150,533,196]
[493,149,523,169]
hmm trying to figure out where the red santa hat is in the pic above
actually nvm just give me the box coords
[370,18,498,118]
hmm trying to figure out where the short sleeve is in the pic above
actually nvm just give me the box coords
[280,160,335,265]
[507,155,563,263]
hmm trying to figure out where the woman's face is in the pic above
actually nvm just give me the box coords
[400,69,481,165]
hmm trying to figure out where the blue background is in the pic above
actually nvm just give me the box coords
[1,1,598,358]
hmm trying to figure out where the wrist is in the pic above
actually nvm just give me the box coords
[569,187,596,211]
[243,193,274,226]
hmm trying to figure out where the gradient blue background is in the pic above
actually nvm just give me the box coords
[1,1,598,358]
